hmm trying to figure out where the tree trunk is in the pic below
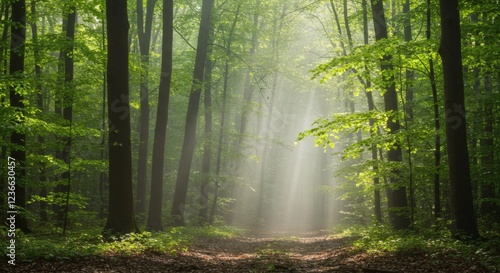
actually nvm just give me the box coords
[209,3,241,225]
[146,0,173,231]
[199,33,214,223]
[362,0,382,224]
[170,0,214,226]
[135,0,156,216]
[103,0,139,237]
[9,0,30,234]
[61,5,76,235]
[402,0,415,225]
[30,2,48,223]
[370,0,410,230]
[229,0,260,225]
[427,0,441,219]
[438,0,479,238]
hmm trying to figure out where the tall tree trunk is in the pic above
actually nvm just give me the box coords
[362,0,382,223]
[228,0,260,225]
[210,3,241,225]
[199,33,214,223]
[427,0,441,219]
[438,0,479,239]
[238,0,260,146]
[170,0,214,226]
[103,0,139,236]
[9,0,30,234]
[30,2,48,222]
[135,0,156,216]
[146,0,173,231]
[370,0,410,230]
[402,0,415,225]
[53,13,67,224]
[61,5,76,235]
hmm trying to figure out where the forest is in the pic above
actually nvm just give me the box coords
[1,0,499,272]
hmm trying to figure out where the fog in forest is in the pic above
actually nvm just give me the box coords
[213,16,346,231]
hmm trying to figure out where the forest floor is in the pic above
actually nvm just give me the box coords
[3,229,497,273]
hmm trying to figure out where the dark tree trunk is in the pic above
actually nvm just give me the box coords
[9,0,30,234]
[146,0,173,231]
[135,0,156,216]
[53,12,67,225]
[427,0,441,219]
[103,0,139,236]
[170,0,214,226]
[362,0,382,224]
[402,0,415,225]
[30,2,48,222]
[370,0,410,230]
[199,35,213,223]
[438,0,479,239]
[61,5,76,235]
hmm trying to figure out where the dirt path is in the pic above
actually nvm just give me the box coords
[3,230,496,272]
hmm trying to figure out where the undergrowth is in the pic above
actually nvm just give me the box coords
[332,223,500,272]
[0,225,242,262]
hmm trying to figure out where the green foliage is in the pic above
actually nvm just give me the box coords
[333,224,500,271]
[0,226,242,262]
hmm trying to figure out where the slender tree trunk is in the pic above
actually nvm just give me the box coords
[146,0,173,231]
[199,33,214,223]
[438,0,479,238]
[238,0,260,146]
[209,3,241,225]
[103,0,139,236]
[229,0,260,225]
[30,2,48,222]
[362,0,382,223]
[9,0,30,233]
[61,5,76,235]
[53,13,67,224]
[170,0,214,226]
[135,0,156,216]
[402,0,415,225]
[370,0,410,230]
[427,0,441,219]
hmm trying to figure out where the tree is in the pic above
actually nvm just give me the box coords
[9,0,30,234]
[103,0,139,236]
[427,0,441,219]
[171,0,214,226]
[135,0,156,216]
[198,33,214,223]
[438,0,478,239]
[146,0,173,231]
[370,0,410,230]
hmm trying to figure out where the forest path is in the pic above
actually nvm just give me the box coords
[6,230,494,272]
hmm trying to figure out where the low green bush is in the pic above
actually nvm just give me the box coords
[332,224,500,271]
[0,225,242,262]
